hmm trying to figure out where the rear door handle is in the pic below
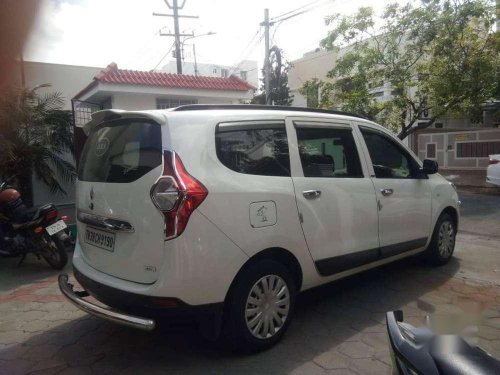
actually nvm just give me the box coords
[380,188,394,196]
[303,190,321,199]
[77,211,135,233]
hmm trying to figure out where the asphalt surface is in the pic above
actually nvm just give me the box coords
[0,190,499,374]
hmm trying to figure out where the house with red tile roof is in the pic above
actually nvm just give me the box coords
[73,62,255,126]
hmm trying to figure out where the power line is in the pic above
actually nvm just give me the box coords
[271,21,283,45]
[152,41,176,70]
[227,28,264,75]
[232,32,264,73]
[235,28,262,62]
[262,1,333,104]
[270,0,324,21]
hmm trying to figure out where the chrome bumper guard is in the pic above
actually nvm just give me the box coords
[58,273,156,331]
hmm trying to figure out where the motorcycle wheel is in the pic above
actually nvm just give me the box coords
[41,235,68,270]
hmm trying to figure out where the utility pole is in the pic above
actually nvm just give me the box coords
[192,44,198,76]
[262,9,271,105]
[153,0,198,74]
[171,0,182,74]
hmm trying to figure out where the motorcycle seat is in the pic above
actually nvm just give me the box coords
[26,204,54,221]
[430,335,500,375]
[16,204,54,223]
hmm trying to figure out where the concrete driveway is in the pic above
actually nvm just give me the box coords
[1,190,499,374]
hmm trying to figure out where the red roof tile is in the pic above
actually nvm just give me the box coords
[91,62,254,92]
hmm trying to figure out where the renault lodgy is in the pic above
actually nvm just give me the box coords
[59,105,460,352]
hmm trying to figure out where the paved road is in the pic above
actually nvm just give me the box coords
[0,191,499,374]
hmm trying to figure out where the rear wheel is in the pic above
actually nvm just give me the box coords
[424,213,456,266]
[40,235,68,270]
[223,260,296,353]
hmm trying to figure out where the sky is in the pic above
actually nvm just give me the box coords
[24,0,400,72]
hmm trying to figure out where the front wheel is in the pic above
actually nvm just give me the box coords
[423,213,456,266]
[223,260,296,353]
[40,234,68,270]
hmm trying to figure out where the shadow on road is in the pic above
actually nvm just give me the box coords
[0,256,462,373]
[0,255,71,294]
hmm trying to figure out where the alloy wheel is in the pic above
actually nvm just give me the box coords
[438,221,455,258]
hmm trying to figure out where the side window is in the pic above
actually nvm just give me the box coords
[215,126,290,177]
[296,127,363,178]
[360,128,418,179]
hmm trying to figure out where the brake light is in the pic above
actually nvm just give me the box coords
[489,158,499,165]
[60,215,68,223]
[151,151,208,239]
[33,226,43,234]
[45,209,58,221]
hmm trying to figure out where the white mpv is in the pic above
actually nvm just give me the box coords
[59,105,460,352]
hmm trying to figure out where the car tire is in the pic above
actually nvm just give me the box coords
[424,213,456,266]
[223,259,296,353]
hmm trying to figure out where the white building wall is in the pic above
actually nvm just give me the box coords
[292,92,307,107]
[288,49,336,94]
[109,92,241,110]
[20,61,102,110]
[111,93,157,110]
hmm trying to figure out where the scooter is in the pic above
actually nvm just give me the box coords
[0,178,70,269]
[386,310,500,375]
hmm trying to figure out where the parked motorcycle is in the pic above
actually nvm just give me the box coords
[0,178,69,269]
[386,310,500,375]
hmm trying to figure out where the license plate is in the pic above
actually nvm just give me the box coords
[45,220,67,236]
[84,227,116,252]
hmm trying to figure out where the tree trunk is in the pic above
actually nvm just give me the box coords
[398,117,437,140]
[16,170,33,207]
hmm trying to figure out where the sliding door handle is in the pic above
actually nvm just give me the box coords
[303,190,321,199]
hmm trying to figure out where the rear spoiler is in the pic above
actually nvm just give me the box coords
[83,109,168,136]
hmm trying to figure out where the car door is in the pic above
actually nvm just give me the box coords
[287,118,380,276]
[357,126,432,258]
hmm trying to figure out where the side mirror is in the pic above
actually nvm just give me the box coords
[422,159,438,175]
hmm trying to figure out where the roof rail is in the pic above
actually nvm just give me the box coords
[172,104,366,119]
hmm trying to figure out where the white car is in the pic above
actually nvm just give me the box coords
[487,154,500,187]
[59,105,460,352]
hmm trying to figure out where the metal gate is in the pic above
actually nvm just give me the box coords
[71,99,103,166]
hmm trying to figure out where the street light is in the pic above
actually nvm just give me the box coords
[181,32,216,76]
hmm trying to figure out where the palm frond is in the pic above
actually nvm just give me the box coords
[0,85,75,198]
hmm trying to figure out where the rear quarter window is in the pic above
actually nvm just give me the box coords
[78,119,162,183]
[215,126,291,177]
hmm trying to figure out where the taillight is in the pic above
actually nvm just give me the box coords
[45,209,58,221]
[489,158,499,165]
[151,151,208,239]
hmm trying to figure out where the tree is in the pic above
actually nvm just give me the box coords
[304,0,499,139]
[252,46,294,106]
[0,85,76,205]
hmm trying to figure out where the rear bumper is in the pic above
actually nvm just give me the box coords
[58,273,156,331]
[59,267,225,337]
[486,175,500,186]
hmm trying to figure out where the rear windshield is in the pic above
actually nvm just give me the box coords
[78,119,162,183]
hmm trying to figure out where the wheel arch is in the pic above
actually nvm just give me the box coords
[224,247,303,303]
[440,206,459,230]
